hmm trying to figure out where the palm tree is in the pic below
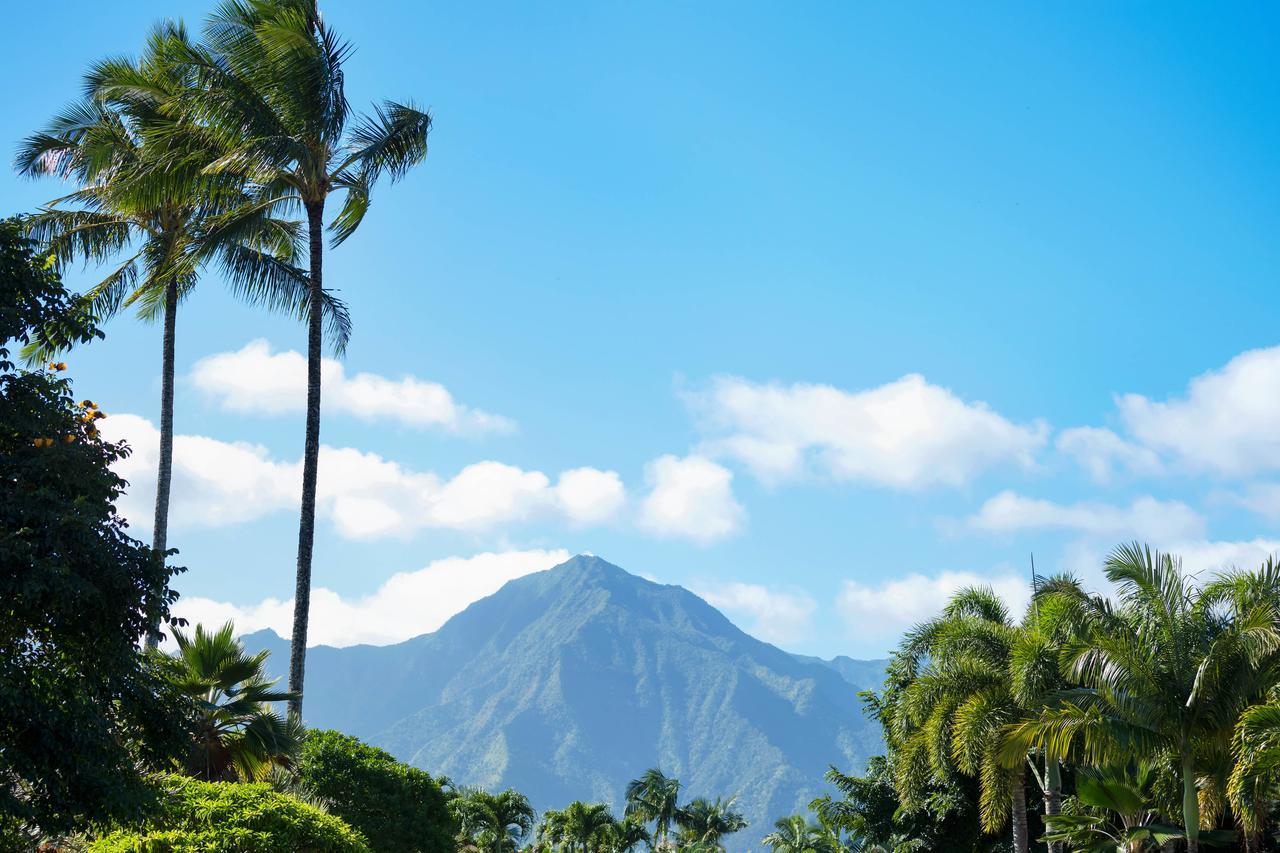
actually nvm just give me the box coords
[452,788,537,853]
[887,586,1063,853]
[562,802,618,853]
[152,621,300,781]
[673,797,746,848]
[1005,543,1280,852]
[626,768,681,848]
[609,816,652,853]
[172,0,432,718]
[15,22,349,643]
[760,815,838,853]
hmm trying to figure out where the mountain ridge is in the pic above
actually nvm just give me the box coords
[243,555,884,850]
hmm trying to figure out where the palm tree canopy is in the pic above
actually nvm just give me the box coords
[626,767,681,840]
[15,20,351,358]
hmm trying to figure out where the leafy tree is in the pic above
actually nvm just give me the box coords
[609,816,652,853]
[16,23,348,620]
[154,621,301,781]
[673,796,746,848]
[1005,543,1280,852]
[626,768,682,847]
[294,729,456,853]
[173,0,432,718]
[87,774,369,852]
[0,219,188,838]
[760,815,838,853]
[453,788,536,853]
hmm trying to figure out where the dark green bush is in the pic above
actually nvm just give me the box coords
[87,775,369,852]
[295,730,457,853]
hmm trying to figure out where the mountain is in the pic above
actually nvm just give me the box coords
[243,555,883,849]
[793,653,888,694]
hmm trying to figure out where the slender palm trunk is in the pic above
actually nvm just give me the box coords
[145,279,179,649]
[1011,765,1029,853]
[1044,756,1062,853]
[288,199,325,720]
[1182,759,1199,853]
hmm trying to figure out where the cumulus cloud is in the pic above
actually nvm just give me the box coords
[966,491,1205,543]
[191,340,513,434]
[1059,347,1280,480]
[837,570,1030,649]
[102,414,625,538]
[688,375,1047,489]
[693,581,817,646]
[172,549,570,647]
[1055,426,1162,483]
[637,454,744,544]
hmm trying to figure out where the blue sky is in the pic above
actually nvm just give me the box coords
[5,2,1280,657]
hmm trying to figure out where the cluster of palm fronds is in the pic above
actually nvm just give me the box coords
[859,542,1280,852]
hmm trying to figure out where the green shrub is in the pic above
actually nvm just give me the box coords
[295,730,457,853]
[87,775,368,852]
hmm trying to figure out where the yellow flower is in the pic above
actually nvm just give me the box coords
[64,434,76,444]
[93,411,107,420]
[51,362,67,371]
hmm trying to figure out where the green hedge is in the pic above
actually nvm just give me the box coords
[296,730,457,853]
[87,775,369,852]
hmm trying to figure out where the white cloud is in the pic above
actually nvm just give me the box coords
[191,340,514,434]
[836,570,1030,648]
[637,454,744,544]
[688,375,1047,489]
[1169,538,1280,579]
[172,549,570,647]
[1101,346,1280,478]
[101,414,625,538]
[1055,426,1162,483]
[966,491,1205,542]
[693,581,817,646]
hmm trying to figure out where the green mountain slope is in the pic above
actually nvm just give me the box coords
[244,555,883,849]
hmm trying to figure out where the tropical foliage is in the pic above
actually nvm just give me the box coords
[152,621,300,781]
[86,775,370,852]
[0,220,188,840]
[295,729,457,853]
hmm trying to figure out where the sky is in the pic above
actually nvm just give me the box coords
[4,2,1280,658]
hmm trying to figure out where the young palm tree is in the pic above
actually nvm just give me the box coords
[173,0,432,718]
[1005,543,1280,852]
[15,22,350,643]
[153,621,301,781]
[625,768,681,848]
[452,788,537,853]
[674,797,746,848]
[760,815,838,853]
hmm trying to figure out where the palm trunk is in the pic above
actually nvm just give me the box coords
[145,279,179,649]
[1244,829,1261,853]
[288,200,325,721]
[1011,765,1029,853]
[1182,759,1199,853]
[1044,756,1062,853]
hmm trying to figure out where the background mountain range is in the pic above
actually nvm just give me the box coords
[244,555,885,850]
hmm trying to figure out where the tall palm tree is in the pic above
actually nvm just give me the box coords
[674,797,746,848]
[760,816,838,853]
[15,22,350,643]
[152,621,301,781]
[453,788,537,853]
[555,802,617,853]
[1005,543,1280,852]
[625,768,681,848]
[173,0,432,718]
